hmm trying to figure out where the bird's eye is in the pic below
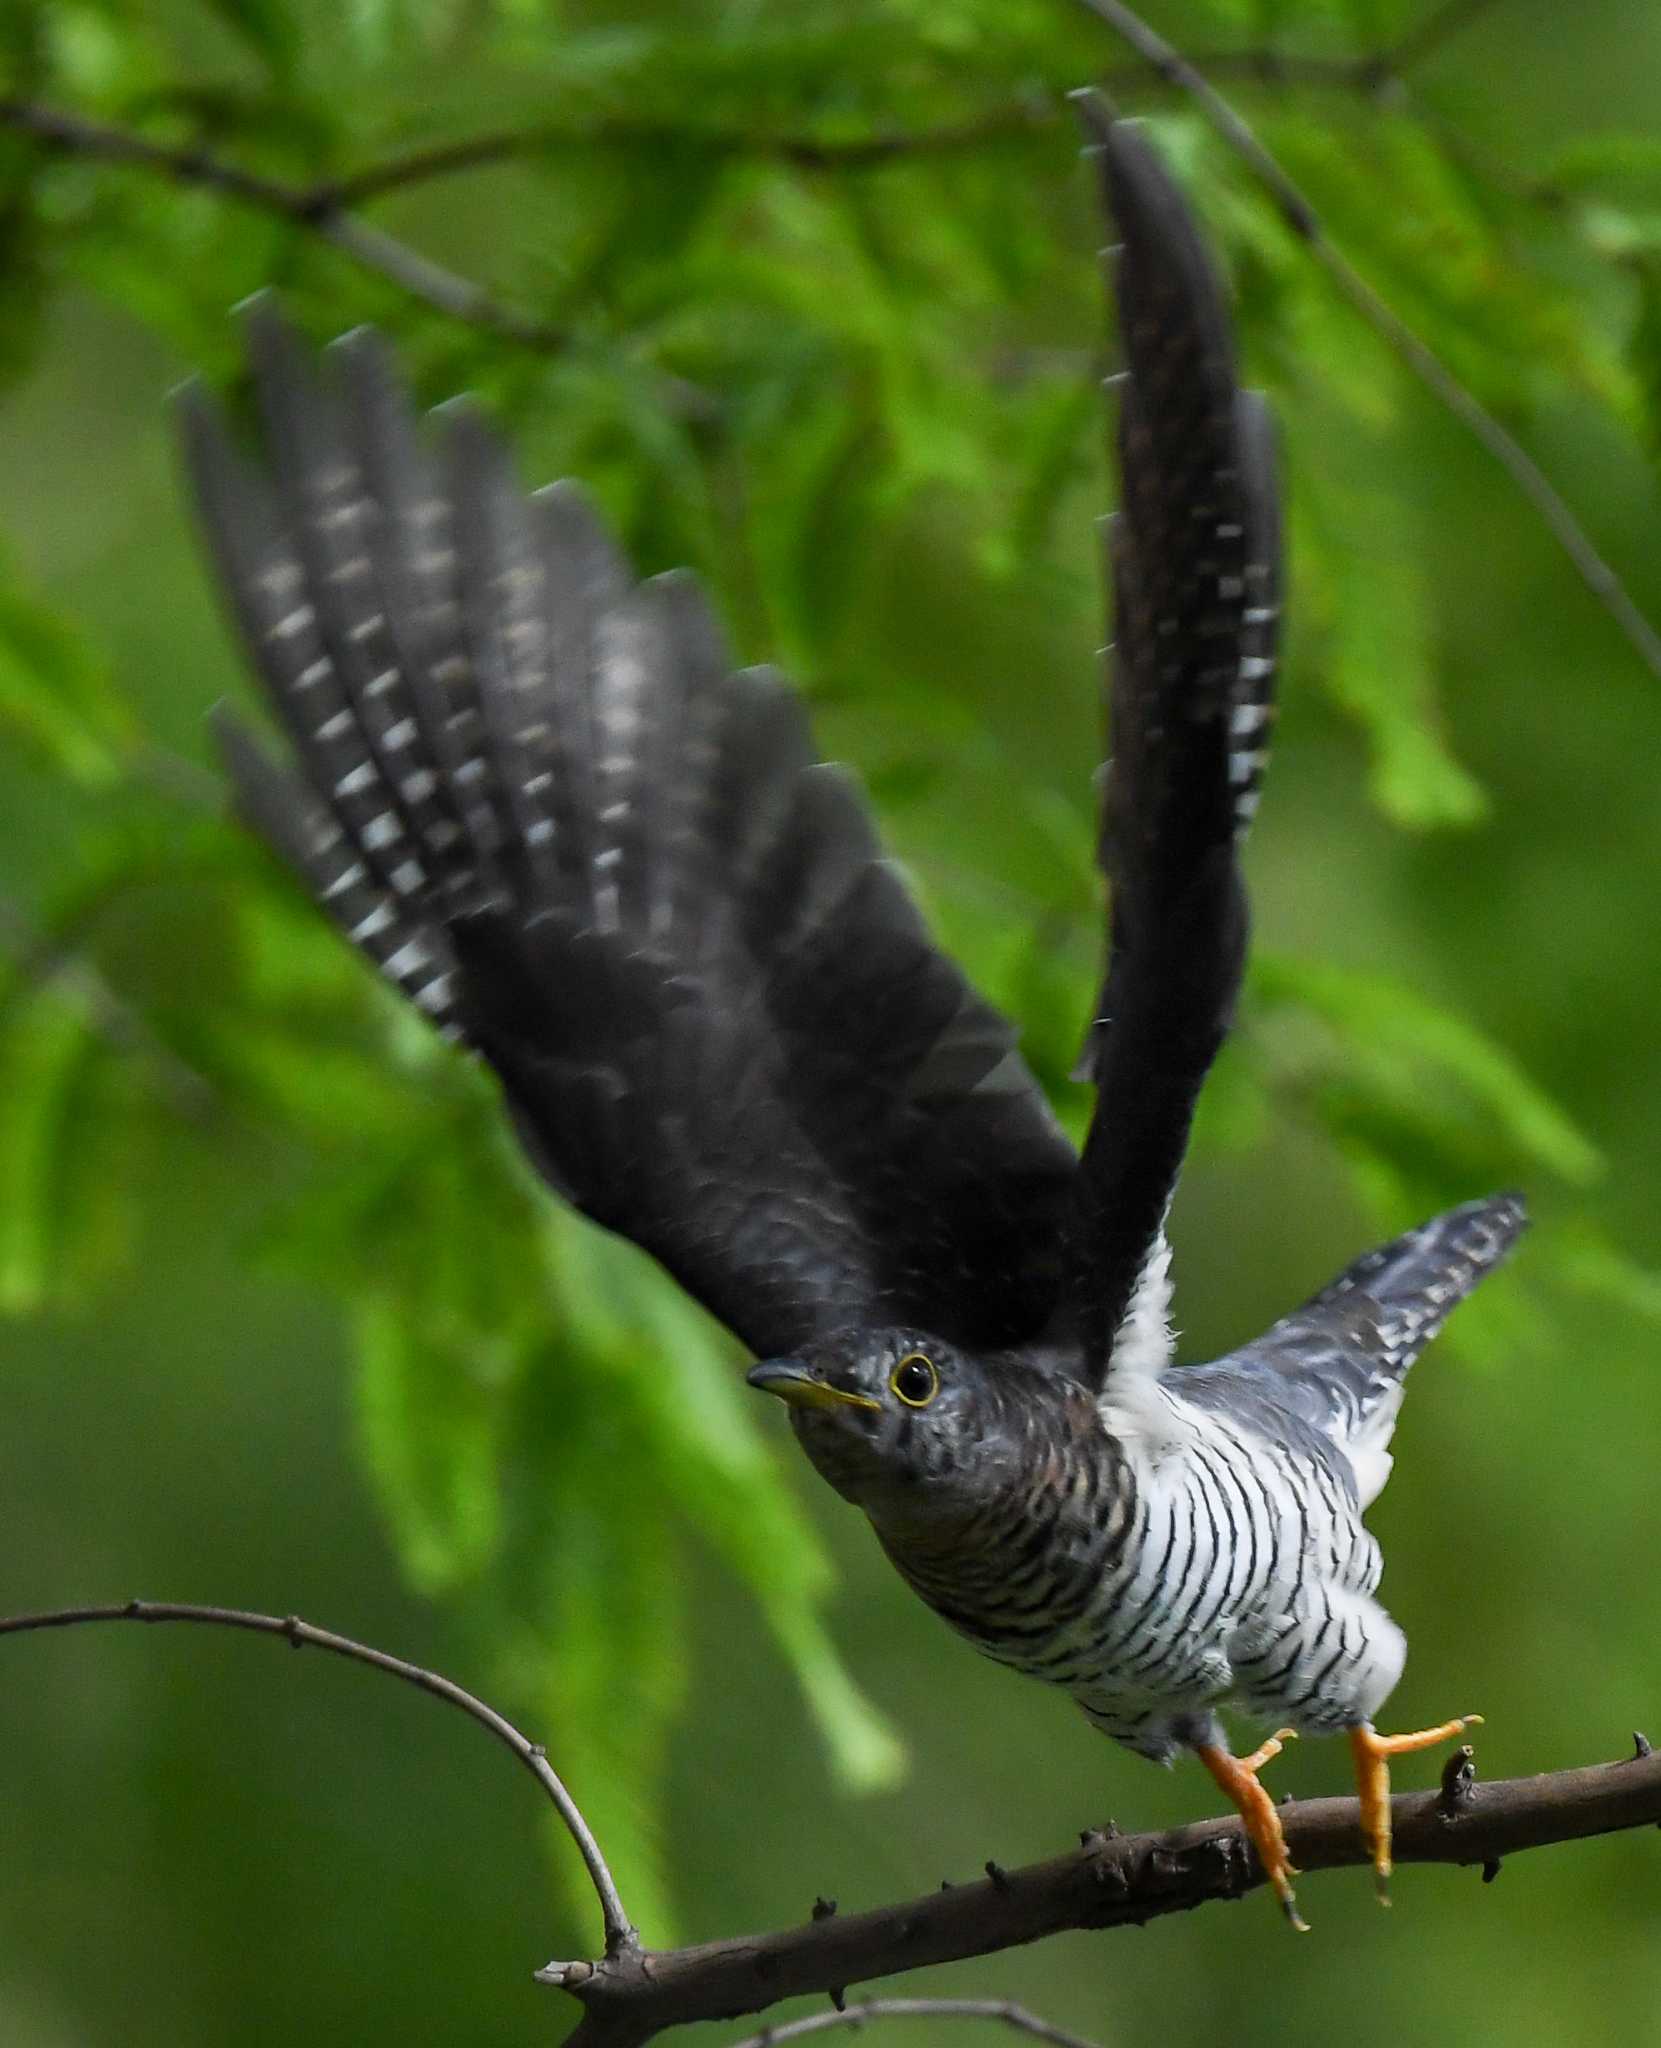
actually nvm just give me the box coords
[889,1352,939,1407]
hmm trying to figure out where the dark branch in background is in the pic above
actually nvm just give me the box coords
[1074,0,1661,688]
[0,1600,636,1955]
[6,1600,1657,2048]
[0,98,573,353]
[321,102,1062,206]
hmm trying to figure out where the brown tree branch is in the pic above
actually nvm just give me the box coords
[1072,1,1661,689]
[552,1744,1661,2048]
[0,1599,636,1955]
[4,1599,1656,2047]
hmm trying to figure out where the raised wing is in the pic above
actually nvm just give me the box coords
[179,304,1079,1364]
[1065,99,1284,1388]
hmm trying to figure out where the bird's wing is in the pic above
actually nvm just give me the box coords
[1178,1192,1528,1504]
[179,305,1079,1364]
[1064,99,1283,1390]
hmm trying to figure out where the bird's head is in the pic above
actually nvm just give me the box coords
[746,1327,1031,1523]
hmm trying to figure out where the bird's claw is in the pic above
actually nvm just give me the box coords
[1351,1714,1485,1906]
[1196,1734,1308,1932]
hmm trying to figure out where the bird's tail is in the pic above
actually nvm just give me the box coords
[1230,1192,1528,1507]
[1302,1191,1529,1377]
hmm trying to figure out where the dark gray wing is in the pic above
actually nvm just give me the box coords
[180,302,1079,1364]
[1064,99,1283,1387]
[1180,1193,1528,1499]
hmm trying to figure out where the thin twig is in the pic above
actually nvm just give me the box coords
[1072,0,1661,688]
[317,65,1384,211]
[0,1599,636,1954]
[0,98,571,351]
[726,1999,1105,2048]
[323,104,1060,207]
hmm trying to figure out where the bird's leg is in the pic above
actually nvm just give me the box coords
[1349,1715,1483,1905]
[1195,1729,1308,1932]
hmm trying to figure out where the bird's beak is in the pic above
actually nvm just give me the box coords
[746,1360,882,1413]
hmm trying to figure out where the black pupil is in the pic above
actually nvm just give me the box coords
[897,1359,933,1402]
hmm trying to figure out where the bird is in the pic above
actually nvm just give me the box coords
[176,93,1526,1930]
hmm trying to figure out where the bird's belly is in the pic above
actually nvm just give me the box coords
[1040,1452,1284,1704]
[927,1531,1256,1706]
[889,1421,1386,1731]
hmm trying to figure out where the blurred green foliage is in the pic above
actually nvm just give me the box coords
[2,1,1660,2044]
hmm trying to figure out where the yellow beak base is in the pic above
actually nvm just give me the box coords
[746,1361,882,1414]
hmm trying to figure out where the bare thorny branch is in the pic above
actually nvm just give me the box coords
[7,1600,1660,2048]
[4,0,1660,686]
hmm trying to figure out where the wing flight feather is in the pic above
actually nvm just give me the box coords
[1065,99,1285,1387]
[181,303,1078,1362]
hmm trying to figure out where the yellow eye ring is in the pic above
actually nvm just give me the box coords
[889,1352,939,1408]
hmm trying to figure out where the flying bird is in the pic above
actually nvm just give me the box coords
[178,95,1525,1928]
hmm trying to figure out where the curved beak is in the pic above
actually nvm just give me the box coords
[746,1359,882,1413]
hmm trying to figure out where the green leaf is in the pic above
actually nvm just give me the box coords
[0,160,48,393]
[0,993,91,1312]
[545,1219,907,1793]
[490,1358,690,1946]
[763,1601,907,1793]
[1553,1232,1661,1323]
[529,1507,685,1946]
[200,0,301,74]
[1253,954,1602,1190]
[0,985,141,1312]
[1545,132,1661,205]
[0,559,132,787]
[352,1299,505,1593]
[1293,471,1489,830]
[1627,250,1661,465]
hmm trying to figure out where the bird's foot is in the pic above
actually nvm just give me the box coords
[1195,1730,1308,1932]
[1350,1715,1483,1906]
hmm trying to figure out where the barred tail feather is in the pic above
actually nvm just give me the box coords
[1307,1191,1530,1371]
[1188,1192,1530,1508]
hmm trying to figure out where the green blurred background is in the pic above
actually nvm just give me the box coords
[2,1,1659,2043]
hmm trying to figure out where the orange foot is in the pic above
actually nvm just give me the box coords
[1350,1715,1483,1906]
[1196,1729,1308,1932]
